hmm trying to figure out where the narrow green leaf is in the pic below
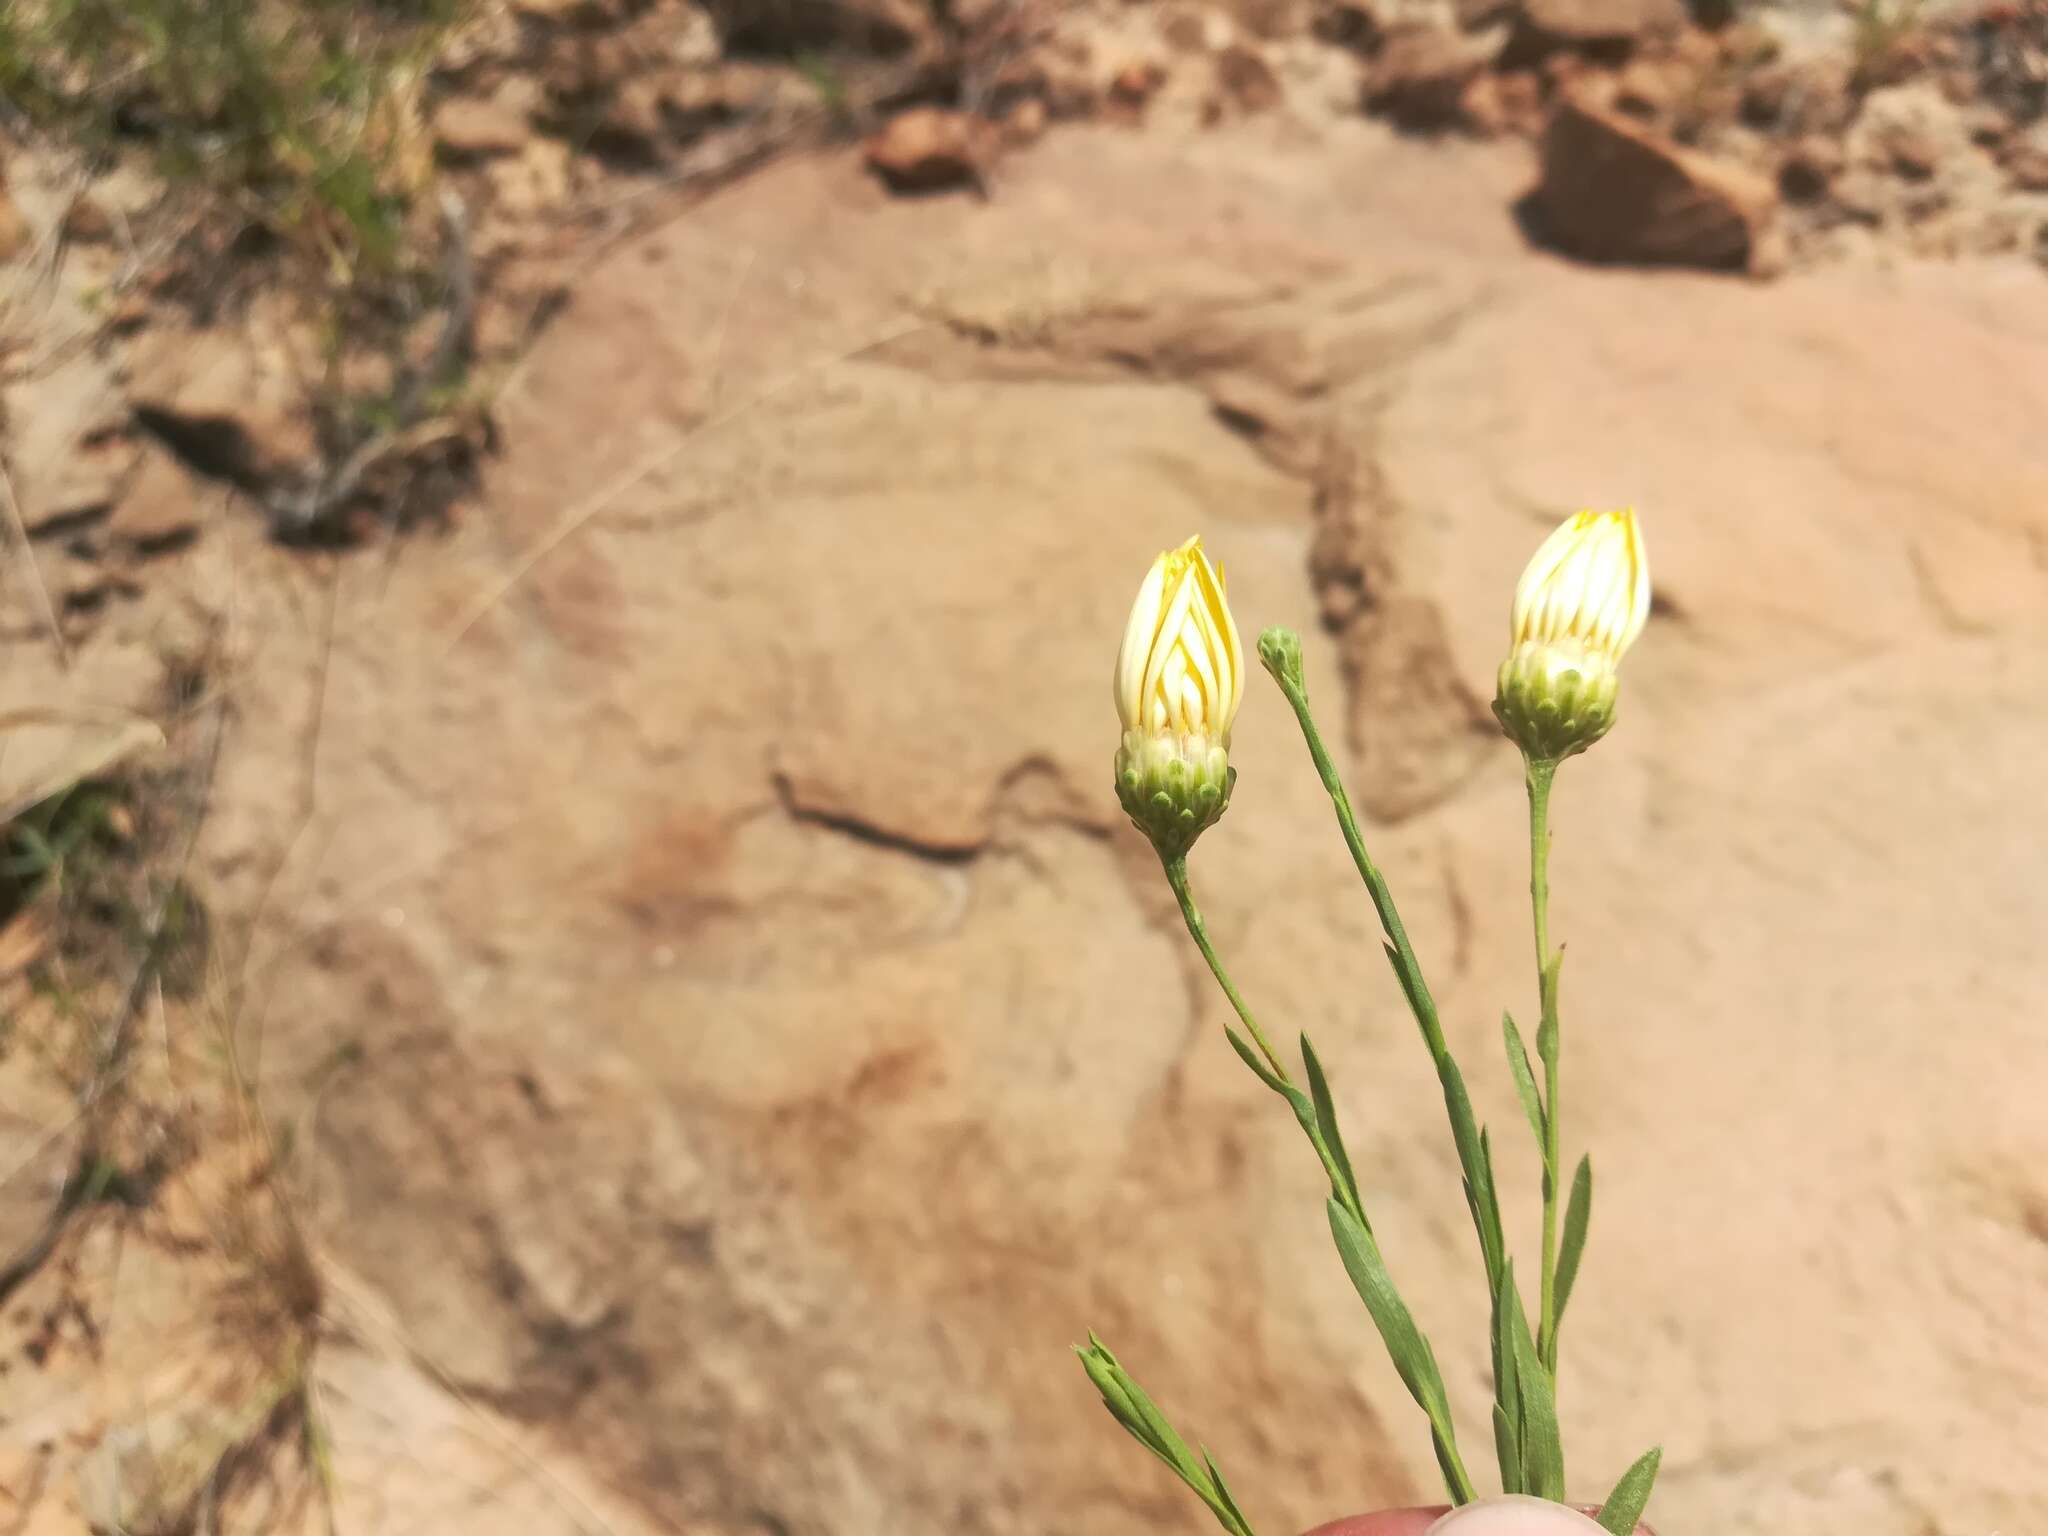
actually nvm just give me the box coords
[1078,1344,1139,1427]
[1535,954,1561,1066]
[1079,1339,1196,1474]
[1491,1262,1524,1495]
[1378,939,1503,1290]
[1491,1404,1522,1497]
[1205,1449,1260,1536]
[1122,1376,1202,1474]
[1327,1201,1438,1412]
[1231,1028,1361,1227]
[1502,1010,1547,1155]
[1477,1127,1504,1286]
[1506,1294,1564,1501]
[1379,941,1433,1048]
[1443,1060,1503,1288]
[1077,1340,1261,1536]
[1301,1034,1361,1215]
[1554,1155,1594,1330]
[1225,1026,1290,1096]
[1431,1429,1468,1507]
[1595,1446,1662,1535]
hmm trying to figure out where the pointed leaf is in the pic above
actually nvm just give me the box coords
[1078,1341,1261,1536]
[1380,941,1502,1290]
[1326,1199,1451,1427]
[1506,1281,1564,1500]
[1078,1344,1138,1426]
[1554,1155,1594,1329]
[1477,1128,1504,1287]
[1078,1340,1195,1475]
[1226,1026,1291,1096]
[1502,1011,1546,1155]
[1491,1262,1524,1494]
[1491,1404,1522,1497]
[1381,942,1429,1034]
[1595,1446,1662,1535]
[1205,1449,1259,1536]
[1301,1034,1362,1215]
[1437,1054,1503,1288]
[1431,1430,1467,1508]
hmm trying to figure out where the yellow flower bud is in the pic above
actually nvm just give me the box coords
[1492,508,1650,762]
[1113,535,1245,859]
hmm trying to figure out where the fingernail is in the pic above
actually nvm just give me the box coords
[1426,1496,1610,1536]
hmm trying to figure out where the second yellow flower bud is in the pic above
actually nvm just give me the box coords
[1492,509,1650,763]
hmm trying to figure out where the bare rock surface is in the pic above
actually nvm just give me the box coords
[7,108,2048,1536]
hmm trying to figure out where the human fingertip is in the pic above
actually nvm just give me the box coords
[1425,1495,1612,1536]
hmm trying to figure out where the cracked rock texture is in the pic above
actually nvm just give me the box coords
[8,119,2048,1536]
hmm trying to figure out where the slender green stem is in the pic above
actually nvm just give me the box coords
[1267,674,1450,1061]
[1525,755,1563,1376]
[1162,855,1293,1088]
[1163,858,1475,1505]
[1264,645,1505,1292]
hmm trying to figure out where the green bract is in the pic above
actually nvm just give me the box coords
[1113,729,1235,861]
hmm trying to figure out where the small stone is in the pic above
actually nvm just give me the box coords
[1002,97,1049,145]
[1460,69,1549,136]
[1457,0,1517,28]
[700,0,938,56]
[107,291,152,334]
[1110,59,1170,106]
[1159,4,1228,50]
[1514,0,1687,52]
[62,196,115,244]
[1365,25,1498,131]
[1229,0,1313,37]
[863,108,993,194]
[1962,104,2011,147]
[1778,138,1844,201]
[1312,0,1382,51]
[1612,54,1695,118]
[1528,97,1778,270]
[596,76,671,163]
[1215,43,1285,111]
[433,93,533,161]
[2006,143,2048,192]
[1888,128,1943,180]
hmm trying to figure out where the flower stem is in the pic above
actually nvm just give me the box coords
[1262,634,1505,1290]
[1162,855,1293,1088]
[1525,754,1563,1377]
[1265,669,1450,1062]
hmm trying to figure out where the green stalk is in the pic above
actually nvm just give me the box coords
[1161,849,1477,1506]
[1162,855,1292,1088]
[1265,672,1452,1065]
[1525,755,1563,1377]
[1259,631,1506,1292]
